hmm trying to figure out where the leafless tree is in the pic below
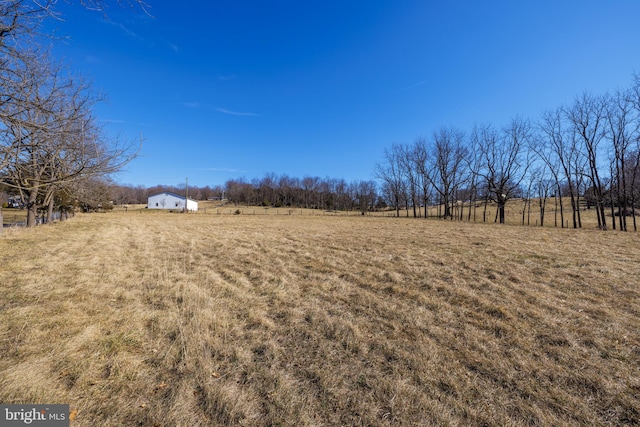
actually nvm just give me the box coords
[69,176,114,212]
[396,143,419,218]
[0,0,146,229]
[476,118,531,224]
[375,144,405,217]
[0,53,137,226]
[627,148,640,231]
[354,180,377,214]
[604,89,635,231]
[466,126,486,222]
[429,126,468,219]
[627,75,640,230]
[534,168,554,227]
[411,137,433,219]
[536,107,586,228]
[566,92,609,229]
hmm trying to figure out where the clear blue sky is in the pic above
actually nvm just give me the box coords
[48,1,640,188]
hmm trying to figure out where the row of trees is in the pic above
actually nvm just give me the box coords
[108,183,225,205]
[375,79,640,231]
[376,119,532,224]
[107,75,640,232]
[0,1,144,229]
[3,1,638,232]
[107,176,381,214]
[224,174,380,213]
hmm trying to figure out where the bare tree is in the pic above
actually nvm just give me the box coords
[375,145,405,217]
[466,126,486,222]
[566,93,609,229]
[411,137,433,219]
[534,168,554,227]
[396,143,419,218]
[628,74,640,230]
[536,107,587,228]
[604,89,635,231]
[354,180,377,214]
[476,119,531,224]
[429,126,468,219]
[0,53,137,226]
[627,148,640,231]
[0,0,147,230]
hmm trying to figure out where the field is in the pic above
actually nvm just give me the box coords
[1,211,639,426]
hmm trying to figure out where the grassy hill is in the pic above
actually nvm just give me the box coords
[1,212,639,425]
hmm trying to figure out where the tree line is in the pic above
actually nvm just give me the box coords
[108,183,224,206]
[376,78,640,231]
[108,176,381,214]
[224,175,380,213]
[0,1,145,229]
[77,73,640,233]
[3,2,640,232]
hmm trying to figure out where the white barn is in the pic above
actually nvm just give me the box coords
[148,192,198,212]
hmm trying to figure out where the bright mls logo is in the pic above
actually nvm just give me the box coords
[0,405,69,426]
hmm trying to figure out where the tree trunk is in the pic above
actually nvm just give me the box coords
[558,193,564,229]
[27,205,37,226]
[26,190,38,227]
[576,192,583,228]
[598,202,607,230]
[412,195,417,218]
[423,194,429,219]
[609,191,616,230]
[483,196,489,222]
[569,193,578,229]
[395,195,400,218]
[47,197,55,224]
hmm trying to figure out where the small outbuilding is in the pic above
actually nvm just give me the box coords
[147,192,198,212]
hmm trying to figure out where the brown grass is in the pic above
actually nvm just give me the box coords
[129,197,610,231]
[1,212,639,426]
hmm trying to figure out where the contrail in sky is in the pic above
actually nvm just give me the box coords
[216,107,259,117]
[397,80,429,92]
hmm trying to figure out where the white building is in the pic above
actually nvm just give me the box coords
[147,192,198,212]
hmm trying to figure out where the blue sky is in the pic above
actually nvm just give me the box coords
[48,1,640,188]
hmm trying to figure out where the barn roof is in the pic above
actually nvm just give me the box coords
[148,191,198,202]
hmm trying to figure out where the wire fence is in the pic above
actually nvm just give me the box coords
[2,212,62,228]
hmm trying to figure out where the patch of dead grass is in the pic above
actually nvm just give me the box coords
[1,213,639,425]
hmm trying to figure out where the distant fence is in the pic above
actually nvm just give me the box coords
[198,208,375,216]
[2,212,61,228]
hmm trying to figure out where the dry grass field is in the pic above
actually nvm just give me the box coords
[1,211,639,426]
[124,197,609,229]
